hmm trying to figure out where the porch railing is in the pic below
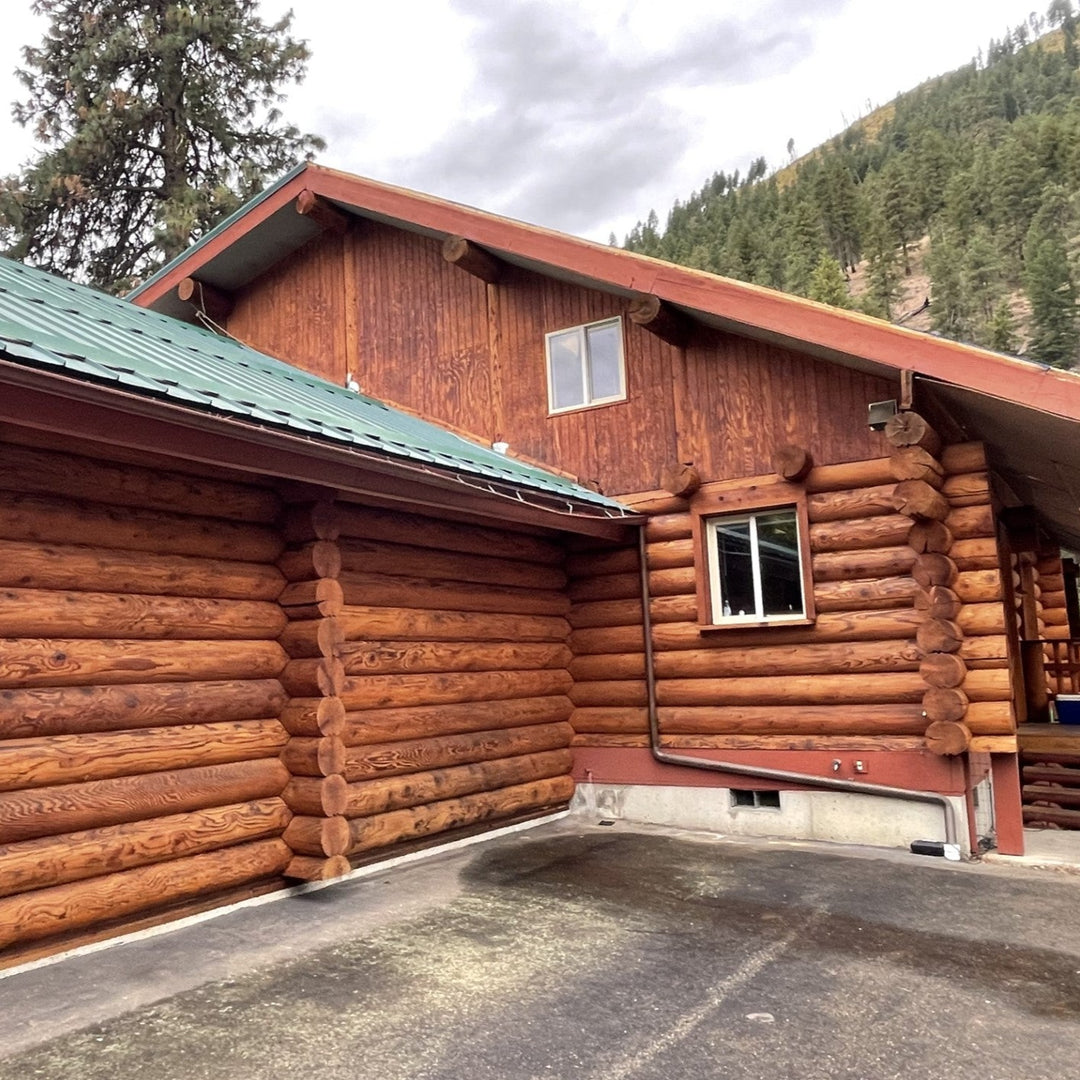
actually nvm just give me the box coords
[1021,637,1080,721]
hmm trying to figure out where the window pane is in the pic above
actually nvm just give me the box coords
[585,321,623,400]
[713,519,755,617]
[756,510,804,617]
[548,330,584,410]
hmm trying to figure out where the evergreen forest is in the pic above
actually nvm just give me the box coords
[621,4,1080,369]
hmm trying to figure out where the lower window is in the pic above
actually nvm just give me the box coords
[704,506,806,624]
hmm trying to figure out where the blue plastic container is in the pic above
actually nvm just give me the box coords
[1056,695,1080,724]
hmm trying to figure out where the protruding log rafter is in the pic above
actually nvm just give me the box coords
[442,235,502,284]
[773,444,814,483]
[177,277,234,325]
[295,188,351,233]
[660,462,701,499]
[627,294,693,348]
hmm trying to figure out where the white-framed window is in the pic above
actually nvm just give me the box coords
[703,506,807,624]
[545,317,626,413]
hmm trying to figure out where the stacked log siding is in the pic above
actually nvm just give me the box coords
[330,506,576,855]
[0,441,292,955]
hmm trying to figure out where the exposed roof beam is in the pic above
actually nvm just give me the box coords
[442,236,501,284]
[296,188,350,233]
[177,277,234,324]
[628,295,693,348]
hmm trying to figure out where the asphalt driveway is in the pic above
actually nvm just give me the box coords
[3,819,1080,1080]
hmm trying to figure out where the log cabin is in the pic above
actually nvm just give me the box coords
[0,254,634,965]
[6,160,1080,961]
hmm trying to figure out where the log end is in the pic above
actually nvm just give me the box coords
[924,719,972,756]
[772,444,814,483]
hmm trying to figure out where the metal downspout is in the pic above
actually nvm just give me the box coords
[636,527,958,848]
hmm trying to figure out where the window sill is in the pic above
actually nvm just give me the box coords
[699,617,815,633]
[547,396,627,418]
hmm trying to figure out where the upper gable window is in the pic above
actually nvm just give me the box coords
[546,317,626,413]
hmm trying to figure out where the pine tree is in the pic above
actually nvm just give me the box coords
[987,299,1019,353]
[1023,185,1079,367]
[807,253,850,307]
[0,0,323,292]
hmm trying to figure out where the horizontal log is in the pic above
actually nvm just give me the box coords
[281,501,340,544]
[809,514,913,554]
[646,539,694,571]
[965,700,1015,736]
[893,480,949,522]
[0,719,288,792]
[889,447,945,487]
[614,490,689,516]
[342,696,573,747]
[283,814,350,857]
[961,668,1012,701]
[650,595,697,623]
[277,617,344,660]
[566,546,638,578]
[946,504,994,540]
[950,538,999,572]
[0,443,280,523]
[925,720,971,756]
[884,411,941,455]
[916,618,964,654]
[278,578,344,620]
[942,472,991,508]
[656,734,926,752]
[656,671,926,707]
[907,520,953,555]
[340,639,571,676]
[0,838,291,949]
[0,758,290,844]
[914,586,962,620]
[1041,589,1068,611]
[277,541,342,583]
[282,775,349,817]
[343,724,573,783]
[279,657,346,698]
[807,485,899,524]
[0,538,285,600]
[0,798,290,899]
[644,513,692,543]
[1038,573,1065,594]
[812,546,916,583]
[339,571,568,617]
[0,638,287,690]
[920,653,967,689]
[567,571,640,603]
[570,680,648,707]
[0,491,283,562]
[653,638,922,680]
[336,606,569,644]
[0,587,286,641]
[569,598,645,630]
[957,603,1008,636]
[569,653,645,682]
[340,668,573,711]
[922,687,969,723]
[1043,608,1070,626]
[284,855,350,881]
[339,539,566,591]
[570,707,649,734]
[959,635,1009,662]
[334,504,564,565]
[279,736,346,778]
[278,696,346,738]
[648,567,696,597]
[658,703,927,736]
[0,678,286,740]
[940,442,987,475]
[1022,805,1080,828]
[344,749,571,820]
[772,445,813,483]
[803,459,894,494]
[912,553,958,589]
[954,570,1004,604]
[814,576,917,613]
[345,775,575,854]
[647,608,927,651]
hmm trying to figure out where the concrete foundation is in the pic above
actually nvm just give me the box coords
[572,782,969,855]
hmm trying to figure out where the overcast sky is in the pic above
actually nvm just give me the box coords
[0,1,1052,243]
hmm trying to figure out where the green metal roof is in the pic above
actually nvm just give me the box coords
[0,256,630,514]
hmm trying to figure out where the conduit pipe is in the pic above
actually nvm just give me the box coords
[636,527,959,849]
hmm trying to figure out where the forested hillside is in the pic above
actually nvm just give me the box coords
[622,5,1080,368]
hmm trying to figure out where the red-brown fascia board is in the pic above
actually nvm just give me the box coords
[134,162,1080,424]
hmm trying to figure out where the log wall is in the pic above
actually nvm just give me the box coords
[0,440,293,957]
[568,441,1015,753]
[276,500,576,869]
